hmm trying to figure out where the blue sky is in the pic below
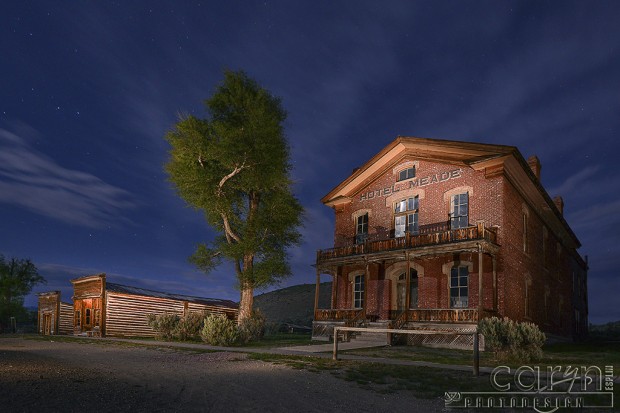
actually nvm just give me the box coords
[1,1,618,324]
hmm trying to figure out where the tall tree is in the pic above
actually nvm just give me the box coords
[0,255,45,330]
[165,71,303,322]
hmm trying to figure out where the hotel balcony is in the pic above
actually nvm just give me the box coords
[316,222,498,266]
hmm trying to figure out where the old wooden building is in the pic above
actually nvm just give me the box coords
[37,291,73,335]
[70,274,238,337]
[313,137,588,344]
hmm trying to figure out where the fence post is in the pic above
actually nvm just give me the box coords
[332,327,339,360]
[473,329,479,376]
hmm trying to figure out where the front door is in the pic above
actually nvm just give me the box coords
[396,281,406,311]
[43,313,51,335]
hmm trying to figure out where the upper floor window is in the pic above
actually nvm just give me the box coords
[355,213,368,244]
[397,167,415,182]
[450,193,469,229]
[394,196,419,237]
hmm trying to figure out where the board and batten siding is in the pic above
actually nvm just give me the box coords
[59,302,73,335]
[105,293,184,337]
[187,302,237,321]
[105,292,237,337]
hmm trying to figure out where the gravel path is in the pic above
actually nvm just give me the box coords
[0,337,445,412]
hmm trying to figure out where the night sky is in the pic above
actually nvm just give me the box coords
[1,2,618,324]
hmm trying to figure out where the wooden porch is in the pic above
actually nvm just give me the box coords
[312,222,501,341]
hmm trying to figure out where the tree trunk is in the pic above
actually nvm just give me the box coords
[237,252,255,324]
[238,285,254,325]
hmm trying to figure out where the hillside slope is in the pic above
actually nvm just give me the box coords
[254,282,331,327]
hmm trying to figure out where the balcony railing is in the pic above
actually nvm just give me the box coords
[318,222,497,263]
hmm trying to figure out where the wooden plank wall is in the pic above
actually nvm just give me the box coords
[105,293,238,337]
[105,293,184,337]
[187,302,238,321]
[59,302,73,335]
[73,277,103,298]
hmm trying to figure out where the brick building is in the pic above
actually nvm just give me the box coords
[312,137,588,343]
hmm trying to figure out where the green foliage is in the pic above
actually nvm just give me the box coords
[238,310,266,343]
[0,255,45,330]
[164,70,303,320]
[173,311,205,341]
[589,321,620,340]
[479,317,546,362]
[200,314,239,346]
[147,313,180,340]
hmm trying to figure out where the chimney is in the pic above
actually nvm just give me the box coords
[527,155,541,180]
[553,196,564,215]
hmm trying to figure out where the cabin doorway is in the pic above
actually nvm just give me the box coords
[43,313,52,335]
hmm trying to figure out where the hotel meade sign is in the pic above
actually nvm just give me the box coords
[359,168,462,202]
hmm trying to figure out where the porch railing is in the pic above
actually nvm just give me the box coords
[318,222,496,262]
[391,308,480,323]
[316,308,494,324]
[314,308,363,322]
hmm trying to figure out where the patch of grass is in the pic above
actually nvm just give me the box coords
[248,352,490,398]
[345,339,620,371]
[344,345,493,367]
[541,340,620,371]
[242,332,316,348]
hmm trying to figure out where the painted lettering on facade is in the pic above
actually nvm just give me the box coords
[359,169,462,201]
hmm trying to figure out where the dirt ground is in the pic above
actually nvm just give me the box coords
[0,337,445,412]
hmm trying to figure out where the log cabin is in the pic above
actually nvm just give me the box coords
[37,291,73,335]
[313,137,588,346]
[70,274,238,337]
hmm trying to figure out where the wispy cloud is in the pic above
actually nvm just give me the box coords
[0,127,136,228]
[27,262,238,308]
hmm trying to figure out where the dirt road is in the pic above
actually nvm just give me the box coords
[0,337,444,412]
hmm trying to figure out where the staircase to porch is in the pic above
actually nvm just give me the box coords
[340,321,390,346]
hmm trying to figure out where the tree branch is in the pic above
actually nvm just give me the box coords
[220,212,241,243]
[217,160,246,196]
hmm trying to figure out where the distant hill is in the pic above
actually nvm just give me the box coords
[589,320,620,340]
[254,282,332,327]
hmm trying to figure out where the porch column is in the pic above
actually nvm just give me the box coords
[492,255,497,312]
[405,252,411,310]
[478,244,483,314]
[314,267,320,315]
[363,258,369,315]
[331,269,338,309]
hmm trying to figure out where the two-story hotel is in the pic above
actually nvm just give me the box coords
[312,137,588,344]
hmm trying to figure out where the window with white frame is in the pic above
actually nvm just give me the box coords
[397,166,415,182]
[450,193,469,229]
[394,196,419,237]
[355,213,368,244]
[450,266,468,308]
[353,274,365,309]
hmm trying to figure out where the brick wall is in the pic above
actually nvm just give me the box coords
[323,156,587,339]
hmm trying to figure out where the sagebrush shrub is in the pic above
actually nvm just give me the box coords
[238,310,266,343]
[174,311,204,341]
[479,317,546,362]
[201,314,239,346]
[147,313,179,340]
